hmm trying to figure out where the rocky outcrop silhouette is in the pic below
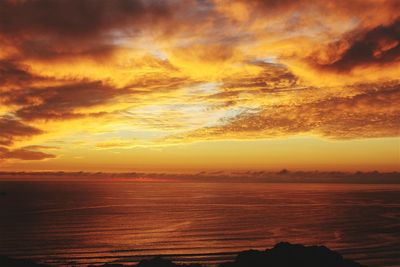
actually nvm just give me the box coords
[137,257,202,267]
[219,242,366,267]
[1,242,368,267]
[0,256,49,267]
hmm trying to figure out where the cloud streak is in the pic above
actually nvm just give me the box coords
[0,146,55,161]
[0,117,43,146]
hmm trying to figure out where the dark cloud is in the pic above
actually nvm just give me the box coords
[230,0,399,21]
[0,147,56,161]
[13,41,117,61]
[0,61,41,88]
[0,0,175,60]
[310,19,400,72]
[0,117,56,160]
[0,117,43,146]
[0,0,170,36]
[1,81,129,121]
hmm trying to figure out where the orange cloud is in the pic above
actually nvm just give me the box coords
[173,84,400,141]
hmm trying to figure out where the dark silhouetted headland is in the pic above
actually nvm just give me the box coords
[218,242,366,267]
[0,243,368,267]
[0,256,49,267]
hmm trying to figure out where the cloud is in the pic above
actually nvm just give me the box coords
[1,81,130,121]
[176,85,400,140]
[212,0,400,84]
[95,139,138,149]
[0,60,41,88]
[217,0,399,25]
[0,116,54,162]
[22,145,60,150]
[310,19,400,72]
[0,146,56,161]
[0,116,43,146]
[0,0,398,166]
[0,0,178,61]
[219,62,300,92]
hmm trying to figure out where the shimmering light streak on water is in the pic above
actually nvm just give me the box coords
[0,182,399,266]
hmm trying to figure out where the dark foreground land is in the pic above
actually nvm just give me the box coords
[0,243,367,267]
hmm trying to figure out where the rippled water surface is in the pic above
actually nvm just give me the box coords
[0,181,399,266]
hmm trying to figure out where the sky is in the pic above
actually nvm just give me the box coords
[0,0,399,172]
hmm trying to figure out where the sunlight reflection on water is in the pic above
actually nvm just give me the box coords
[0,182,399,266]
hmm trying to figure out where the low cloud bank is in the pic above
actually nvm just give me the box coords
[0,170,398,183]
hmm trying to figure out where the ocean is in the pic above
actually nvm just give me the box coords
[0,181,399,267]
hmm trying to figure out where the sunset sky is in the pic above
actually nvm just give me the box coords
[0,0,399,172]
